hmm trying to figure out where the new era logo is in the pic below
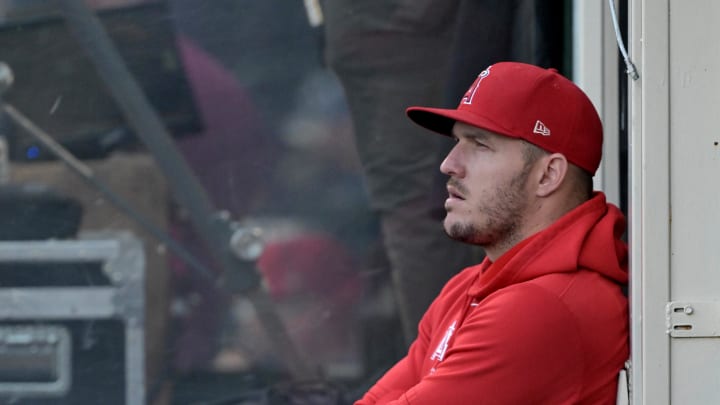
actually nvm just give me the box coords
[533,120,551,136]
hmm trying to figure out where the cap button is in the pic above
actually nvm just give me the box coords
[548,68,559,73]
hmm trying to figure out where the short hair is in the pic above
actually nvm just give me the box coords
[521,141,593,201]
[521,140,548,168]
[570,165,594,200]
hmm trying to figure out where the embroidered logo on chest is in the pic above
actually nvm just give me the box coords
[430,320,457,362]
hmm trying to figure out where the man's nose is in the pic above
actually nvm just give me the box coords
[440,145,464,177]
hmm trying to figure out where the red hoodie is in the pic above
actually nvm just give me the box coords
[356,193,629,405]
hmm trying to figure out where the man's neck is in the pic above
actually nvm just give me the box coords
[484,194,586,261]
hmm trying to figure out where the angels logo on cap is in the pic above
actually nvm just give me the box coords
[461,67,491,105]
[405,62,603,175]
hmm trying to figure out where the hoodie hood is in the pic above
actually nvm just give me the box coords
[468,192,628,299]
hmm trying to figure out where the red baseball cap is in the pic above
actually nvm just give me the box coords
[406,62,603,174]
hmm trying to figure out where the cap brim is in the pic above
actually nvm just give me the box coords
[406,106,518,140]
[406,107,458,136]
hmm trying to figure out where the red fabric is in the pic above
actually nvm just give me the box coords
[356,192,628,405]
[406,62,604,174]
[257,233,362,306]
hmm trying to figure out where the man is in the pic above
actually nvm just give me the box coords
[355,62,629,404]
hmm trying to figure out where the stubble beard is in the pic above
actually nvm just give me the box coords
[444,166,531,250]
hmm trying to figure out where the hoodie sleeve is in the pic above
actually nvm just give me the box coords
[357,284,585,405]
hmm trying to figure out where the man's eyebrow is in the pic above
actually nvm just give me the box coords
[454,129,493,142]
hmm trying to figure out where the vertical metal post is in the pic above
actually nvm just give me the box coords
[629,0,671,403]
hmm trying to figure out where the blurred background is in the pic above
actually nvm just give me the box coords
[0,0,585,403]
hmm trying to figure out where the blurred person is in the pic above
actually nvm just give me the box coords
[215,229,365,378]
[322,0,477,347]
[170,28,373,376]
[355,62,629,404]
[169,34,280,372]
[322,0,552,347]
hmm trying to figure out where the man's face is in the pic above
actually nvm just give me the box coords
[440,122,534,249]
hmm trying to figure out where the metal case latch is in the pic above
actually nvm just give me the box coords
[666,301,720,338]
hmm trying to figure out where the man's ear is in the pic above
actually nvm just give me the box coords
[535,153,568,197]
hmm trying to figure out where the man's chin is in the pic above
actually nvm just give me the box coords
[444,219,489,246]
[444,219,469,241]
